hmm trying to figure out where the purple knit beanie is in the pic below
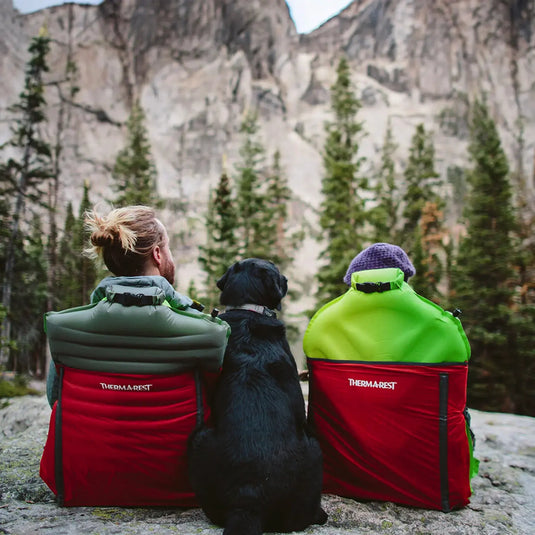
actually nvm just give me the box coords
[343,243,416,285]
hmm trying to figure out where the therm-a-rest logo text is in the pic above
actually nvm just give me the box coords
[347,378,397,390]
[100,383,153,392]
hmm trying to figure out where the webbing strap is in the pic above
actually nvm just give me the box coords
[355,281,392,293]
[55,366,65,506]
[439,373,450,512]
[194,369,204,427]
[107,292,162,307]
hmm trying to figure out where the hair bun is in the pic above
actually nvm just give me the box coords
[90,230,116,247]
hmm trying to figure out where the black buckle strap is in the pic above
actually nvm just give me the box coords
[105,285,166,306]
[355,281,392,293]
[110,292,159,306]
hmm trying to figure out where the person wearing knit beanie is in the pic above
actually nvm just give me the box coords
[343,243,416,285]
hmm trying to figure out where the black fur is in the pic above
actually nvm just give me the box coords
[188,258,327,535]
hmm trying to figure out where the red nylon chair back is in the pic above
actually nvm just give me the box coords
[40,366,216,506]
[308,359,472,511]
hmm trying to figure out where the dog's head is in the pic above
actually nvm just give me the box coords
[217,258,288,311]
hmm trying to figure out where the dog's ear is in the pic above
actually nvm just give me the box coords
[216,272,227,291]
[262,264,287,311]
[280,274,288,298]
[274,274,288,310]
[217,261,243,291]
[217,262,235,291]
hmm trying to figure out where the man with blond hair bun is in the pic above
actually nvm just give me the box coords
[41,204,229,507]
[46,205,216,406]
[85,205,177,284]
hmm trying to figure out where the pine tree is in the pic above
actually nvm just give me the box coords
[57,202,78,310]
[47,8,80,315]
[76,182,97,303]
[263,150,292,269]
[411,201,445,301]
[0,30,53,367]
[56,183,97,309]
[229,112,295,268]
[12,214,48,374]
[370,120,400,243]
[447,165,468,222]
[401,123,441,254]
[508,116,535,416]
[316,57,367,308]
[453,99,517,412]
[199,169,240,307]
[112,100,161,208]
[235,110,268,258]
[0,213,48,372]
[400,123,446,300]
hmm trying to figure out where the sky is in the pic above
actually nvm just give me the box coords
[12,0,353,34]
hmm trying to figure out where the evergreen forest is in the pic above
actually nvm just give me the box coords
[1,34,534,416]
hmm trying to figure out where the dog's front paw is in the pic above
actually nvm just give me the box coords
[223,509,262,535]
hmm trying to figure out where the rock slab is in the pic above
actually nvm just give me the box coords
[1,394,534,534]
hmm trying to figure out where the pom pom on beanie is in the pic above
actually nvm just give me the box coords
[343,243,416,285]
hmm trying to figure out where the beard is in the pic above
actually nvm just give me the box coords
[158,249,175,286]
[160,254,176,286]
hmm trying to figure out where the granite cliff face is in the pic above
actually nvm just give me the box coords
[0,0,534,333]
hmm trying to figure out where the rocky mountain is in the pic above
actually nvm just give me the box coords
[1,392,534,533]
[1,0,534,351]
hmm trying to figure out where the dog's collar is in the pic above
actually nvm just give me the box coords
[225,304,277,318]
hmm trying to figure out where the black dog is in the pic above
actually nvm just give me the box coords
[188,258,327,535]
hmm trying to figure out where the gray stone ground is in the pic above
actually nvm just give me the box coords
[1,390,534,535]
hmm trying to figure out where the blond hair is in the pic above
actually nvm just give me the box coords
[85,206,165,276]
